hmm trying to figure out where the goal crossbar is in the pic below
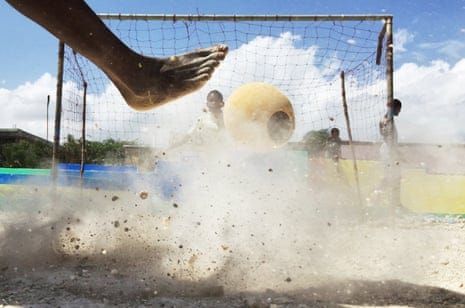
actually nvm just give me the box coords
[97,13,392,22]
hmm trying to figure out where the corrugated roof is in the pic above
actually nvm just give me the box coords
[0,128,52,146]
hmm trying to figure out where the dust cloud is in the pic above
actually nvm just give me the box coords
[1,140,465,306]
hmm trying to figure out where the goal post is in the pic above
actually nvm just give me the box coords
[59,14,393,149]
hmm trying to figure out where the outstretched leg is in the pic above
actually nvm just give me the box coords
[6,0,228,110]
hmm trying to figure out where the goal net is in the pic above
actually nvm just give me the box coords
[61,14,391,149]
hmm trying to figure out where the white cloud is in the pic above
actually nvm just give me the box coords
[0,73,56,139]
[347,39,356,45]
[419,40,465,61]
[3,34,465,146]
[395,59,465,143]
[394,28,414,52]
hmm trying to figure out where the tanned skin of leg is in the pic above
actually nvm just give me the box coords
[7,0,228,110]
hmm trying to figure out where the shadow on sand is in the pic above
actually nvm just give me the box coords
[1,213,465,307]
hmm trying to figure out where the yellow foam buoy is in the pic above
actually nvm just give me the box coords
[224,82,295,151]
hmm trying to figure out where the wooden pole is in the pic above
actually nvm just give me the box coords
[384,16,402,214]
[52,41,64,183]
[376,22,387,66]
[80,81,87,184]
[46,95,50,141]
[340,71,363,208]
[71,50,89,185]
[386,16,394,121]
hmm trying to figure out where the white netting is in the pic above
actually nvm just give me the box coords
[62,15,390,147]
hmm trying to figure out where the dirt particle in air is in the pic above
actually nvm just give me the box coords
[139,191,148,199]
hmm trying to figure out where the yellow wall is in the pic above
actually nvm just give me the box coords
[336,159,465,214]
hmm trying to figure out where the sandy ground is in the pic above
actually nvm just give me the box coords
[2,175,465,307]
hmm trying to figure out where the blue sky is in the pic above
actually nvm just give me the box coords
[1,0,465,143]
[1,0,465,89]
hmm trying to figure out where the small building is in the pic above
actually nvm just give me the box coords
[0,128,52,147]
[0,128,53,168]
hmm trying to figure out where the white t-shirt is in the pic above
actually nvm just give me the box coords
[379,114,398,146]
[379,113,399,162]
[186,111,225,147]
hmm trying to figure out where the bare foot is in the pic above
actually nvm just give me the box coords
[112,44,229,110]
